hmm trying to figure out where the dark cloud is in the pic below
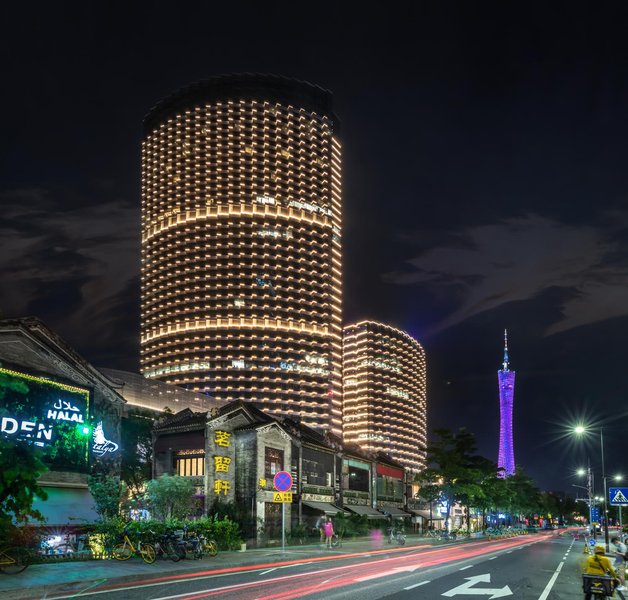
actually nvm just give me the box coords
[384,213,628,336]
[2,2,628,491]
[0,187,139,363]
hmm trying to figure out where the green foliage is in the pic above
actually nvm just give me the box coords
[146,474,195,520]
[332,512,371,537]
[120,409,154,499]
[418,428,488,530]
[88,474,127,520]
[0,438,48,531]
[287,522,309,544]
[92,516,242,551]
[208,498,256,539]
[416,428,546,529]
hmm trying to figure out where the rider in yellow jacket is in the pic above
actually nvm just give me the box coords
[584,545,618,578]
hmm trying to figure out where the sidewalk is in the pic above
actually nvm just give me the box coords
[3,532,584,599]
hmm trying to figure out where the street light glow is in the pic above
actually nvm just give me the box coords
[615,475,623,481]
[577,468,586,476]
[574,425,586,435]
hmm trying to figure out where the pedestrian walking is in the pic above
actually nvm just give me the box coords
[322,517,334,548]
[611,536,627,591]
[315,515,325,544]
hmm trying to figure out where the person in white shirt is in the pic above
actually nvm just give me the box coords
[611,536,627,590]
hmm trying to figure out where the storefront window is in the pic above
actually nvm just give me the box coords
[265,446,284,478]
[175,449,205,477]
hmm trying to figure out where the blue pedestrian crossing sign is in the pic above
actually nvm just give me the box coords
[589,538,597,546]
[609,487,628,506]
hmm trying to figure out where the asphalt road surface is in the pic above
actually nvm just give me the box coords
[35,533,588,600]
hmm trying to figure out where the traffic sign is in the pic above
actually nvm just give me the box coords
[273,471,293,492]
[591,507,600,522]
[589,538,596,547]
[609,487,628,506]
[273,492,292,503]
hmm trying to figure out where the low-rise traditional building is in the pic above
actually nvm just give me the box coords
[152,401,414,538]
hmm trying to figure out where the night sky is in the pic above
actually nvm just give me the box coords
[2,2,628,492]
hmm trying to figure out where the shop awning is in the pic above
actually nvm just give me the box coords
[411,509,444,521]
[345,505,388,519]
[380,506,412,518]
[302,501,349,515]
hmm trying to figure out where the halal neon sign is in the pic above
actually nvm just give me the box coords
[47,398,85,423]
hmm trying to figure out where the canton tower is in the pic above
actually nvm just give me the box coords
[497,329,516,477]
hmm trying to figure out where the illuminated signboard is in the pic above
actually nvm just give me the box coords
[0,366,91,471]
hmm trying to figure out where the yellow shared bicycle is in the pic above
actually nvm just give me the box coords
[112,529,156,564]
[0,546,32,574]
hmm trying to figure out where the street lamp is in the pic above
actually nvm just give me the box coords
[575,425,610,552]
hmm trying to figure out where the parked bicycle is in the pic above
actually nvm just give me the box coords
[152,531,181,562]
[387,526,406,545]
[174,527,218,559]
[54,532,90,556]
[425,529,441,540]
[0,546,32,574]
[112,528,156,564]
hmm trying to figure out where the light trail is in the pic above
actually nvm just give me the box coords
[168,534,545,600]
[45,534,547,600]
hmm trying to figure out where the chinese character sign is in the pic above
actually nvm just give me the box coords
[214,480,230,496]
[214,455,231,473]
[214,430,231,447]
[210,427,234,500]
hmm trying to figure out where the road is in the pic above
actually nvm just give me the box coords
[37,532,587,600]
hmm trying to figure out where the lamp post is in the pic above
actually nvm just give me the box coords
[575,425,610,552]
[614,475,624,540]
[576,466,594,538]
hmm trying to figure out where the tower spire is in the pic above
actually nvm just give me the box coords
[503,328,509,371]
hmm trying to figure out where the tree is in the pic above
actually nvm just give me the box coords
[0,439,48,530]
[120,408,154,500]
[418,428,487,531]
[501,467,540,524]
[146,475,195,520]
[414,480,441,530]
[88,474,126,520]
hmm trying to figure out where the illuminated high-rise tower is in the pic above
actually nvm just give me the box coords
[343,321,427,471]
[497,329,515,477]
[140,75,342,435]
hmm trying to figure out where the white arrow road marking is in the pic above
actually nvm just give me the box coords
[355,563,423,582]
[442,573,513,598]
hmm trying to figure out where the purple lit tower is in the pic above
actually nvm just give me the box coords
[497,329,516,477]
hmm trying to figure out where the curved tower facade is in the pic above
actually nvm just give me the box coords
[497,330,515,477]
[343,321,427,471]
[140,75,342,434]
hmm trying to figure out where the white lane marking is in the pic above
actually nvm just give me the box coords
[459,565,473,570]
[405,580,431,590]
[506,550,512,554]
[489,556,497,560]
[537,560,564,600]
[260,568,277,575]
